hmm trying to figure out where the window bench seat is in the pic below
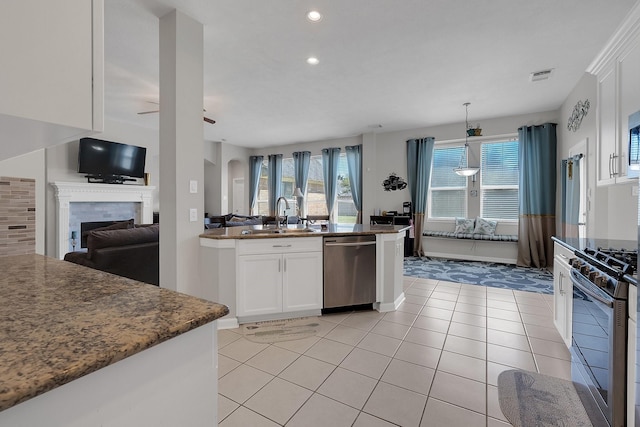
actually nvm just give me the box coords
[422,230,518,264]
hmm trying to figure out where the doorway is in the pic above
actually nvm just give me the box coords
[569,139,588,239]
[232,178,244,214]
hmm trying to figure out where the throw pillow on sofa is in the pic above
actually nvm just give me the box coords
[454,217,475,234]
[87,224,159,260]
[473,217,498,235]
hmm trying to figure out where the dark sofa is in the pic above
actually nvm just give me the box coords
[64,224,159,285]
[205,213,262,229]
[205,213,300,229]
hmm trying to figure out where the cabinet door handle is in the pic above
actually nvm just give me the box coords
[273,244,292,248]
[558,254,569,260]
[609,153,613,178]
[559,271,564,294]
[279,259,281,272]
[284,258,287,272]
[611,153,619,176]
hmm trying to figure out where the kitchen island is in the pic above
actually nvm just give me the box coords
[200,223,408,328]
[0,254,228,426]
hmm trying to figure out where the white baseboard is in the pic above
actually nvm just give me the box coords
[377,292,405,312]
[217,317,239,330]
[236,309,322,325]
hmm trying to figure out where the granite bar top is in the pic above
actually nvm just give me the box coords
[200,223,410,240]
[0,254,228,412]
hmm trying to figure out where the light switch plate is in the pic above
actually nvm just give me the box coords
[189,180,198,194]
[633,186,638,196]
[189,208,198,222]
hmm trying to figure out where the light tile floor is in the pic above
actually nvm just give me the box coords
[217,276,570,427]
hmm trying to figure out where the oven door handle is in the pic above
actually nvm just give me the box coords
[570,269,614,307]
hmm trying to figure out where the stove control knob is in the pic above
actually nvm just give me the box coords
[581,265,590,275]
[595,275,608,288]
[572,259,582,269]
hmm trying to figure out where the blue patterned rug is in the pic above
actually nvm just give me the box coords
[403,257,553,294]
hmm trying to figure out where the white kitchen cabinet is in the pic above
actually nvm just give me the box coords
[596,63,621,186]
[618,37,640,179]
[553,242,574,348]
[236,237,322,319]
[0,0,103,160]
[590,7,640,186]
[282,251,323,312]
[237,254,282,317]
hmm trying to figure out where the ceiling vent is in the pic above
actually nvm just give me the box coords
[530,69,554,82]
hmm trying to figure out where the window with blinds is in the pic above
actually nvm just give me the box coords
[480,140,519,220]
[428,146,467,218]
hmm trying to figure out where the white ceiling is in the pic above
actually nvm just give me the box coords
[104,0,637,149]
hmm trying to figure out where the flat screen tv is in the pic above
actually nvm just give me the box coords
[78,138,146,184]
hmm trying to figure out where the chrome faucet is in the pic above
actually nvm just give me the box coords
[275,196,290,229]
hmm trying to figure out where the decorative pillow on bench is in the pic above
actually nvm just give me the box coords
[454,217,475,234]
[473,217,498,235]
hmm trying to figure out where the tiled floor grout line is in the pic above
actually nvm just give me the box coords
[219,279,564,426]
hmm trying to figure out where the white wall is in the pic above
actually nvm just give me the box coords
[0,149,46,254]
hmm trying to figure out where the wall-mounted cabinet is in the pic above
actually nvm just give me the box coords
[590,5,640,186]
[0,0,103,161]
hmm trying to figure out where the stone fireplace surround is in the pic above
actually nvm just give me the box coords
[51,182,155,259]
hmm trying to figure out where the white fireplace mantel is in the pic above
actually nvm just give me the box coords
[51,182,155,259]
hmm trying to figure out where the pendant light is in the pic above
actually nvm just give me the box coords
[453,102,480,177]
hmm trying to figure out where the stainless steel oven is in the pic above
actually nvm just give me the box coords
[570,248,635,427]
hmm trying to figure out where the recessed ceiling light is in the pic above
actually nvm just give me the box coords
[307,57,319,65]
[307,10,322,22]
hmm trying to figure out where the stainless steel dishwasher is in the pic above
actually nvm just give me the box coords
[323,235,376,309]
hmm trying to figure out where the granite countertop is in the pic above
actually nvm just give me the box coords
[0,254,228,412]
[552,235,637,252]
[200,223,410,240]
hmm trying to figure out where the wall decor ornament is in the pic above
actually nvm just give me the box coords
[567,99,590,132]
[382,173,407,191]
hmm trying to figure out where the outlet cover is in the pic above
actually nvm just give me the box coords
[633,186,639,196]
[189,180,198,194]
[189,208,198,222]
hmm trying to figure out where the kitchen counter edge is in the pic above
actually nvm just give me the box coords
[200,224,410,240]
[0,254,229,412]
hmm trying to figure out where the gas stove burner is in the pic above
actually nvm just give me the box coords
[597,247,638,266]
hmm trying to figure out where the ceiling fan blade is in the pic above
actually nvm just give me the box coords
[137,107,215,124]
